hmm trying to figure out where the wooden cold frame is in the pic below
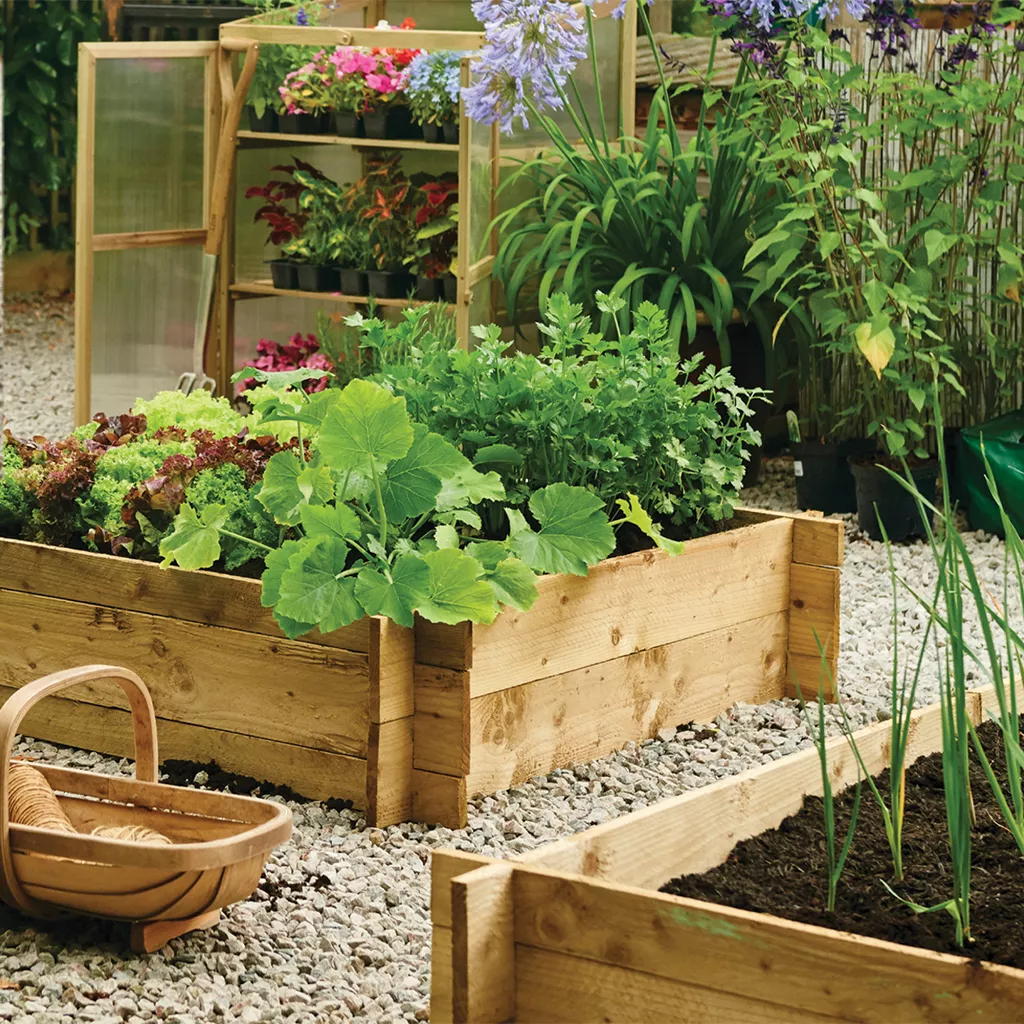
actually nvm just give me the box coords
[74,41,221,426]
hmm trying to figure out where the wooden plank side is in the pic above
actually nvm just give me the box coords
[0,589,370,757]
[515,946,839,1024]
[466,612,789,795]
[452,863,516,1024]
[3,688,366,804]
[432,850,498,929]
[733,508,843,568]
[413,769,467,829]
[512,868,1024,1023]
[431,924,454,1024]
[415,618,473,671]
[788,563,840,658]
[518,695,961,888]
[414,666,471,775]
[366,717,413,827]
[466,518,794,696]
[369,617,415,723]
[0,538,371,652]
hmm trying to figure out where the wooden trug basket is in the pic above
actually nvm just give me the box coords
[0,665,293,953]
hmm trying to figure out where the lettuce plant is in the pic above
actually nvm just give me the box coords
[158,374,671,633]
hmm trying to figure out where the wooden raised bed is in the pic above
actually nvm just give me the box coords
[430,683,1023,1024]
[0,538,415,827]
[411,508,843,827]
[0,507,840,829]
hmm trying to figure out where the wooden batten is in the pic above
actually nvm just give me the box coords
[414,667,471,776]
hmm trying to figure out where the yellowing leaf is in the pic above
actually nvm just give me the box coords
[854,321,895,379]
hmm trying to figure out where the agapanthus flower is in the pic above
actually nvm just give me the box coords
[465,0,588,132]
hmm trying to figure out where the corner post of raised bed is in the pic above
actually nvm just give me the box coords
[785,513,844,702]
[410,619,473,828]
[365,617,416,827]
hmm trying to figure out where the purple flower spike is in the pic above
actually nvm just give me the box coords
[466,0,588,132]
[295,6,309,26]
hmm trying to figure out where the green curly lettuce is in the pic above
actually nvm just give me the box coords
[133,390,244,439]
[0,445,32,533]
[77,438,193,539]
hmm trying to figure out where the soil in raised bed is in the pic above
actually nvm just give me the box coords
[661,718,1024,968]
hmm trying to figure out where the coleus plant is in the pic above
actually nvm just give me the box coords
[157,373,678,634]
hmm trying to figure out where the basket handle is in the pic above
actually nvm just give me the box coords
[0,666,159,913]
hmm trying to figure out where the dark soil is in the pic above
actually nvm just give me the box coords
[159,758,353,811]
[661,718,1024,968]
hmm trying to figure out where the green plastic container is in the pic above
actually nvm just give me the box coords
[959,411,1024,538]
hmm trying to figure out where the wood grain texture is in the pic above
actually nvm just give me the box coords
[464,518,793,696]
[515,946,838,1024]
[733,508,844,568]
[787,562,841,699]
[513,867,1024,1023]
[366,717,412,827]
[0,589,370,756]
[516,691,987,889]
[0,538,371,651]
[452,863,516,1024]
[369,618,415,723]
[412,769,467,829]
[414,667,470,775]
[431,923,454,1024]
[0,685,367,805]
[432,850,497,930]
[465,612,789,795]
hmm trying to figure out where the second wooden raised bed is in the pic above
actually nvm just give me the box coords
[431,684,1020,1023]
[0,507,840,828]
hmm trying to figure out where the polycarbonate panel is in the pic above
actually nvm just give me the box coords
[90,247,202,416]
[468,101,493,267]
[93,57,207,234]
[379,1,482,31]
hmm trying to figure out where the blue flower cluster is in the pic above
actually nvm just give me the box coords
[464,0,590,133]
[406,50,467,123]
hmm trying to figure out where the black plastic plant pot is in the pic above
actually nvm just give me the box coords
[295,263,338,292]
[248,107,278,133]
[333,111,364,138]
[340,268,369,296]
[421,122,444,144]
[388,105,415,139]
[301,112,332,135]
[268,259,298,290]
[363,109,389,138]
[442,119,460,145]
[415,275,443,301]
[278,112,303,134]
[367,270,412,299]
[793,438,875,514]
[849,457,939,542]
[442,274,458,304]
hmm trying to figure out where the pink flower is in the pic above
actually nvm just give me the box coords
[366,72,397,93]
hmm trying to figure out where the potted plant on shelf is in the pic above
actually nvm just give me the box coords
[406,50,463,143]
[406,178,458,300]
[245,162,312,290]
[279,51,334,134]
[325,45,376,137]
[361,45,420,140]
[247,44,293,133]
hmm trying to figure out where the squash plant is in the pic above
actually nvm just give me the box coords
[158,375,671,634]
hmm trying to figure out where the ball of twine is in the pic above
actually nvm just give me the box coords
[91,825,171,845]
[8,764,75,833]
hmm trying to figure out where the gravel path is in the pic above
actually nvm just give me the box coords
[1,294,75,440]
[0,305,1019,1021]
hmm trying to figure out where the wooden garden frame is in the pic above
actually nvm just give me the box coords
[431,683,1024,1023]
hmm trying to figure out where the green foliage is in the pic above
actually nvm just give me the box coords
[1,1,101,252]
[133,390,245,439]
[489,12,802,380]
[76,439,194,539]
[732,17,1024,449]
[160,378,624,633]
[354,294,763,542]
[0,445,31,533]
